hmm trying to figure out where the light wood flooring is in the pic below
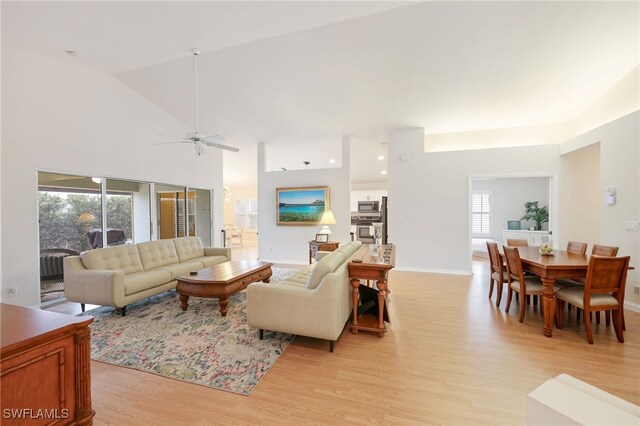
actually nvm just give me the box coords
[49,256,639,425]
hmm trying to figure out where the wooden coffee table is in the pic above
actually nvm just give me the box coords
[176,260,273,316]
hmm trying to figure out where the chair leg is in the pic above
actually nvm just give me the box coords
[533,295,538,306]
[495,282,504,308]
[121,306,127,317]
[488,277,495,300]
[612,309,624,343]
[80,303,85,313]
[596,311,601,324]
[259,329,264,340]
[622,309,626,331]
[605,310,611,326]
[576,308,581,322]
[329,340,335,353]
[519,292,526,323]
[505,288,513,312]
[584,309,594,344]
[556,299,565,329]
[527,295,531,306]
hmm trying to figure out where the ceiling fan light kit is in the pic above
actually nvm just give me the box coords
[153,48,239,155]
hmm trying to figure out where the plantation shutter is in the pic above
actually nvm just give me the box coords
[472,193,491,236]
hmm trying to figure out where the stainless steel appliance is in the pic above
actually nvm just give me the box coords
[357,200,379,213]
[351,196,388,244]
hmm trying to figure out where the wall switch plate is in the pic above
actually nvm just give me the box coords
[635,285,640,295]
[624,221,639,231]
[8,287,17,297]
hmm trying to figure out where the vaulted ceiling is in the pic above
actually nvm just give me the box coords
[3,1,638,186]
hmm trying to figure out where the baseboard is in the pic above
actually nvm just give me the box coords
[394,266,472,276]
[624,300,640,313]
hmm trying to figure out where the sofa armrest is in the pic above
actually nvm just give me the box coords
[527,374,640,425]
[203,247,231,261]
[63,256,126,307]
[316,251,331,261]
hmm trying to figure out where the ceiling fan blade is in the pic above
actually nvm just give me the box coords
[202,141,240,152]
[152,140,188,145]
[202,134,225,143]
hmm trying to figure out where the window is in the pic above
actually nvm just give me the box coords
[472,192,491,236]
[234,199,258,230]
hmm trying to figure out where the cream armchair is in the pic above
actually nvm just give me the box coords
[247,241,362,352]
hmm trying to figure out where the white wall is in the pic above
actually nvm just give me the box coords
[388,128,560,274]
[472,177,550,241]
[557,143,600,249]
[257,138,351,264]
[561,112,640,307]
[133,183,151,243]
[1,47,224,307]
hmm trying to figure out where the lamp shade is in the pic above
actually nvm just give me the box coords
[320,210,336,225]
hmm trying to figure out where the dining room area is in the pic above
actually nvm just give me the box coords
[485,238,633,345]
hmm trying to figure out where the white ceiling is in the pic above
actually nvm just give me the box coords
[3,1,639,186]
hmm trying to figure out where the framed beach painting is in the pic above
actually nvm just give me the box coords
[276,186,329,225]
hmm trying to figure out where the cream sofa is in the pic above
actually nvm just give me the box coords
[527,374,640,425]
[64,236,230,316]
[247,240,362,352]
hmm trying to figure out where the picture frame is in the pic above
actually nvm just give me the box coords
[276,186,329,226]
[507,220,522,230]
[315,234,329,243]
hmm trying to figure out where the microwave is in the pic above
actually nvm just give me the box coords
[357,201,379,213]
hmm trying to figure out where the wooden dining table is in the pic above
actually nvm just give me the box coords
[499,246,589,338]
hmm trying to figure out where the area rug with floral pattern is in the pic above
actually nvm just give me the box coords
[82,267,297,395]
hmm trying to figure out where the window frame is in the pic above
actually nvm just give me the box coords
[471,191,492,238]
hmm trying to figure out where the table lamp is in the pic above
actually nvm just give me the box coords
[318,210,336,235]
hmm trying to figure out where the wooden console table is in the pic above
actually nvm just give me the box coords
[348,244,396,337]
[1,303,94,425]
[308,241,339,264]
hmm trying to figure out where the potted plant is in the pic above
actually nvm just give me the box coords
[521,201,549,231]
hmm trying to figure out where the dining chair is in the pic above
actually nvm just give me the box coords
[486,241,508,307]
[566,241,588,255]
[503,246,558,323]
[506,239,528,247]
[561,244,620,326]
[592,245,619,256]
[555,255,630,344]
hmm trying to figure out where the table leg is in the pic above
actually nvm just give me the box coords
[350,277,360,334]
[179,294,189,311]
[541,278,556,337]
[219,297,229,317]
[376,279,387,338]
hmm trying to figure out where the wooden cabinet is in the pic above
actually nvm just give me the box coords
[1,303,94,425]
[308,241,339,264]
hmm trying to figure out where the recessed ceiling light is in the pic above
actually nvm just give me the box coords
[381,170,387,175]
[329,159,336,164]
[378,155,385,160]
[65,50,78,57]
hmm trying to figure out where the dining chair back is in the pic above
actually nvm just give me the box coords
[591,245,619,256]
[486,241,506,307]
[556,255,630,344]
[507,239,528,247]
[566,241,588,255]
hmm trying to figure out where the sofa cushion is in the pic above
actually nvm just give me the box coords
[125,270,173,296]
[151,261,205,280]
[80,245,143,275]
[281,268,312,288]
[173,236,205,262]
[306,251,347,289]
[138,240,180,270]
[189,255,228,268]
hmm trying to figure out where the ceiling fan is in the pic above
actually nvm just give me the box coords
[154,49,239,155]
